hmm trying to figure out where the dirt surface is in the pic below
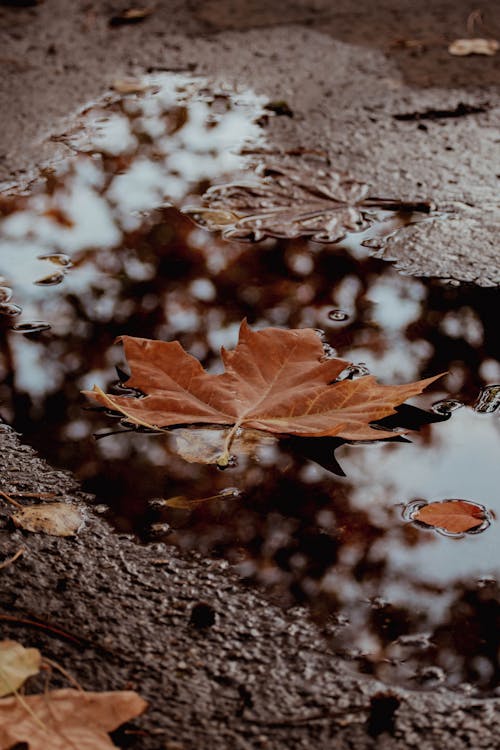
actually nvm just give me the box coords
[0,0,499,283]
[1,428,500,749]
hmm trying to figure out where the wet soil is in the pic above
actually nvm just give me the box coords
[2,429,500,750]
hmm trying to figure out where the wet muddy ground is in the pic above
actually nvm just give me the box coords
[1,1,500,748]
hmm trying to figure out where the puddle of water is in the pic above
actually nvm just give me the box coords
[1,74,500,695]
[0,73,266,329]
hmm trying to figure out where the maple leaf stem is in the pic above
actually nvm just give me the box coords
[216,421,243,468]
[361,197,433,212]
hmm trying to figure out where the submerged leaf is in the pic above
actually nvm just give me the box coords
[12,503,84,537]
[185,156,432,242]
[448,38,499,56]
[172,426,276,464]
[414,500,487,534]
[164,489,240,509]
[85,321,441,464]
[0,688,147,750]
[185,158,370,242]
[0,641,41,697]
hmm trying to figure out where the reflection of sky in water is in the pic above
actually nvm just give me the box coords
[0,73,264,295]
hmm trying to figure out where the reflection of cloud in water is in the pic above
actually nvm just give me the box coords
[0,74,264,305]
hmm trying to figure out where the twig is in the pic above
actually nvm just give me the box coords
[0,491,23,509]
[0,614,84,646]
[0,546,26,570]
[243,705,367,728]
[42,657,84,693]
[9,491,57,500]
[466,9,483,34]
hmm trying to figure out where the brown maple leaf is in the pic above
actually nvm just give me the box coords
[85,321,441,466]
[414,500,488,534]
[184,157,432,242]
[0,688,147,750]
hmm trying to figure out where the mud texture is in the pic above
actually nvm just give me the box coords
[1,428,500,749]
[0,0,499,283]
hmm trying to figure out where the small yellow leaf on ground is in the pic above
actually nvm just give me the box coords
[0,640,41,697]
[12,503,84,536]
[0,688,147,750]
[448,38,499,56]
[109,7,155,25]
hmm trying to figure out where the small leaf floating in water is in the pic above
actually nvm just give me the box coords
[404,499,491,536]
[164,488,242,510]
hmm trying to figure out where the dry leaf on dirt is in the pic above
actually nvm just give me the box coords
[448,38,499,56]
[0,640,41,697]
[185,157,431,242]
[414,500,487,534]
[109,7,155,26]
[85,321,441,465]
[12,502,84,536]
[0,688,147,750]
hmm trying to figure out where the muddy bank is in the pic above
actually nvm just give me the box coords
[0,0,499,283]
[1,428,500,749]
